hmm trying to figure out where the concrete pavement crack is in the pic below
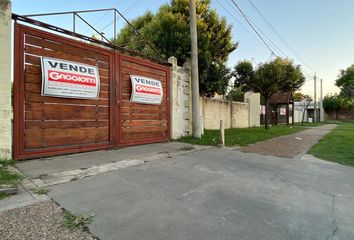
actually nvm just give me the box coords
[326,193,338,240]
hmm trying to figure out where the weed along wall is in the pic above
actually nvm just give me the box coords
[13,24,170,160]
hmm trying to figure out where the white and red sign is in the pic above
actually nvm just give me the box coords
[130,75,163,105]
[280,107,287,116]
[260,105,266,115]
[41,57,100,99]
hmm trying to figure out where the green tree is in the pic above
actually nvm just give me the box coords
[323,94,353,119]
[232,57,305,129]
[335,64,354,98]
[274,58,305,92]
[226,87,244,102]
[232,60,254,93]
[293,92,311,101]
[114,0,238,96]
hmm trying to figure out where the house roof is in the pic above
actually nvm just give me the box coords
[269,92,293,104]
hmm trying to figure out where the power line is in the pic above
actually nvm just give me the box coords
[246,0,317,74]
[226,0,315,77]
[82,0,123,34]
[100,0,144,33]
[82,11,111,34]
[225,0,287,58]
[246,14,288,58]
[227,0,277,56]
[222,0,287,57]
[215,0,265,47]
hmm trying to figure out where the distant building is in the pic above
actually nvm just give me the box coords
[293,100,325,123]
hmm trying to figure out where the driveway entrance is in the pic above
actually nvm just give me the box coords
[46,147,354,240]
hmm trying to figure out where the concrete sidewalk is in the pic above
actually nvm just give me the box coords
[240,124,336,158]
[16,142,209,187]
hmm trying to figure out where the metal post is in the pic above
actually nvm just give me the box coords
[292,102,295,126]
[220,120,225,147]
[320,78,323,122]
[113,10,117,44]
[314,74,317,123]
[189,0,201,138]
[73,13,75,33]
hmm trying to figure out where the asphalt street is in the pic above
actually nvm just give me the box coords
[48,148,354,240]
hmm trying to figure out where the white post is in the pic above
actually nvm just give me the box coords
[320,78,324,122]
[168,56,177,139]
[220,120,225,147]
[314,74,317,123]
[189,0,202,138]
[0,0,12,160]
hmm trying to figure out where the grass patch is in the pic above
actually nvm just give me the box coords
[0,192,9,200]
[0,164,23,186]
[178,124,312,147]
[294,122,328,127]
[62,211,94,230]
[0,159,17,166]
[0,159,23,200]
[31,187,50,195]
[178,146,195,151]
[308,121,354,167]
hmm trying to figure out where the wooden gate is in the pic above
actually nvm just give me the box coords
[13,23,170,160]
[117,54,170,146]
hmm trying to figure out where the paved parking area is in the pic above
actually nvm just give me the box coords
[47,147,354,240]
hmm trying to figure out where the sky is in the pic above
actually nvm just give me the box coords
[12,0,354,98]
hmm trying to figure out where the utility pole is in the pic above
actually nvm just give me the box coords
[189,0,202,138]
[314,74,317,123]
[320,78,323,122]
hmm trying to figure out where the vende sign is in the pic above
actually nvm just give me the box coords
[130,75,163,105]
[41,57,100,99]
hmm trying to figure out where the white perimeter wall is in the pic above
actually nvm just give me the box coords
[169,57,260,138]
[0,0,12,159]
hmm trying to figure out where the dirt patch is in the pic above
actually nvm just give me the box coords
[240,125,336,158]
[0,201,95,240]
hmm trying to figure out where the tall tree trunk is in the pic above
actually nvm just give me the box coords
[301,106,306,126]
[265,99,269,130]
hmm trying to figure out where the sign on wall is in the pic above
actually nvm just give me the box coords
[280,107,287,115]
[260,105,266,114]
[130,75,163,105]
[41,57,100,99]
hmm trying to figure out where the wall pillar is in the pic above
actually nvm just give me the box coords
[168,56,177,139]
[244,92,260,127]
[0,0,12,159]
[168,56,192,139]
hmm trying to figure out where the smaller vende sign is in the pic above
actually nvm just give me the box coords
[130,75,163,105]
[41,57,100,99]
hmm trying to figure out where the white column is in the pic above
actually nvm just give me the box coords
[168,56,177,139]
[0,0,12,159]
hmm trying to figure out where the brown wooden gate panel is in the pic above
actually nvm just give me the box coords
[118,54,170,146]
[14,24,115,159]
[13,23,171,160]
